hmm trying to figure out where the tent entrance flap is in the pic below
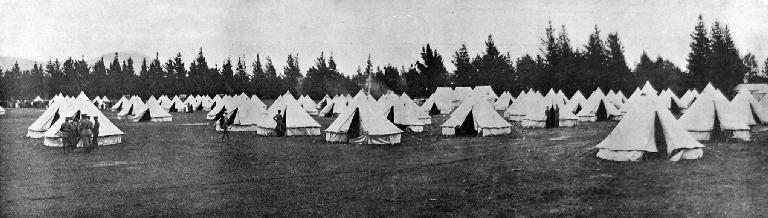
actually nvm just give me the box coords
[347,108,362,141]
[669,99,681,114]
[596,100,608,121]
[652,113,668,158]
[456,111,478,136]
[138,111,151,122]
[227,108,238,126]
[429,104,440,115]
[169,103,178,112]
[711,114,725,141]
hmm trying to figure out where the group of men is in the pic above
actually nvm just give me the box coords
[59,114,100,153]
[216,109,286,142]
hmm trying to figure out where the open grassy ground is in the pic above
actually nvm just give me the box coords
[1,106,767,217]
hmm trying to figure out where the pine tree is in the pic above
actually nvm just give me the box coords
[46,60,63,96]
[473,35,514,92]
[743,53,760,82]
[583,26,607,90]
[91,58,107,97]
[264,56,280,98]
[220,58,235,94]
[107,54,122,95]
[452,44,475,86]
[234,57,249,94]
[189,48,208,95]
[687,15,711,89]
[251,54,266,97]
[605,32,632,93]
[283,54,302,95]
[416,44,448,96]
[708,21,746,90]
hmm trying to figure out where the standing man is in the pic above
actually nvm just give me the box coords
[219,111,230,142]
[78,114,94,153]
[89,116,100,153]
[273,110,285,137]
[60,117,76,153]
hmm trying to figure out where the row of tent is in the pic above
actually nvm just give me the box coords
[595,82,768,162]
[26,92,125,147]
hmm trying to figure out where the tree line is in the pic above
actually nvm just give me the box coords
[1,15,766,102]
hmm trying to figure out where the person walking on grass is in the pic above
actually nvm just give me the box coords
[219,110,230,142]
[78,114,94,153]
[88,116,100,153]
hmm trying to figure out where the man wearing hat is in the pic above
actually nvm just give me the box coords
[89,116,100,153]
[60,116,78,153]
[78,114,94,152]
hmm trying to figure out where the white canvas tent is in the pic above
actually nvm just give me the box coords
[111,96,128,111]
[576,97,622,122]
[678,84,751,141]
[325,102,403,144]
[0,106,5,115]
[132,97,172,122]
[379,96,426,132]
[298,95,319,116]
[442,96,513,136]
[266,97,322,136]
[473,86,499,103]
[521,100,578,128]
[730,89,768,131]
[215,100,277,135]
[41,93,124,147]
[493,91,513,111]
[421,87,459,115]
[116,96,145,119]
[27,98,72,138]
[595,93,704,162]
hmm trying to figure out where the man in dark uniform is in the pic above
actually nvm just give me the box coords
[60,117,77,153]
[274,110,285,137]
[219,111,230,142]
[78,114,94,153]
[89,116,100,153]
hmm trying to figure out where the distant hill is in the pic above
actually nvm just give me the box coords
[0,56,41,70]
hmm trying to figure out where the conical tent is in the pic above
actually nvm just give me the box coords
[117,96,146,119]
[206,95,245,120]
[380,96,426,132]
[325,103,403,144]
[473,85,499,103]
[504,91,540,122]
[319,95,349,117]
[266,97,322,136]
[679,89,698,108]
[595,93,704,162]
[678,84,751,141]
[132,97,172,122]
[576,98,622,122]
[401,94,432,124]
[27,98,71,138]
[565,90,589,114]
[730,89,768,130]
[298,95,319,116]
[442,96,513,136]
[111,96,128,111]
[493,91,513,111]
[41,94,124,147]
[317,95,331,110]
[522,100,578,128]
[421,87,458,115]
[215,100,276,135]
[163,96,185,112]
[657,89,688,114]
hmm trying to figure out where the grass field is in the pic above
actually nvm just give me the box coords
[1,106,767,217]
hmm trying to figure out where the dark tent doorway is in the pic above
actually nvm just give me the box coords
[574,104,583,114]
[650,113,669,159]
[669,99,682,115]
[456,111,478,136]
[428,104,440,115]
[137,111,152,122]
[595,100,608,121]
[168,103,178,112]
[347,108,362,141]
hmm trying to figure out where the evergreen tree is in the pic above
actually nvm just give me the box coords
[220,58,235,94]
[415,44,448,96]
[708,21,746,90]
[189,48,209,95]
[234,57,249,94]
[452,44,475,86]
[122,58,135,95]
[687,15,711,89]
[46,60,63,96]
[472,35,514,92]
[251,54,266,97]
[107,54,123,95]
[283,54,302,95]
[605,32,633,93]
[264,57,281,98]
[742,53,760,82]
[583,26,608,91]
[91,58,107,96]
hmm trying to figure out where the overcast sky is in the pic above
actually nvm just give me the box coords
[1,0,766,75]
